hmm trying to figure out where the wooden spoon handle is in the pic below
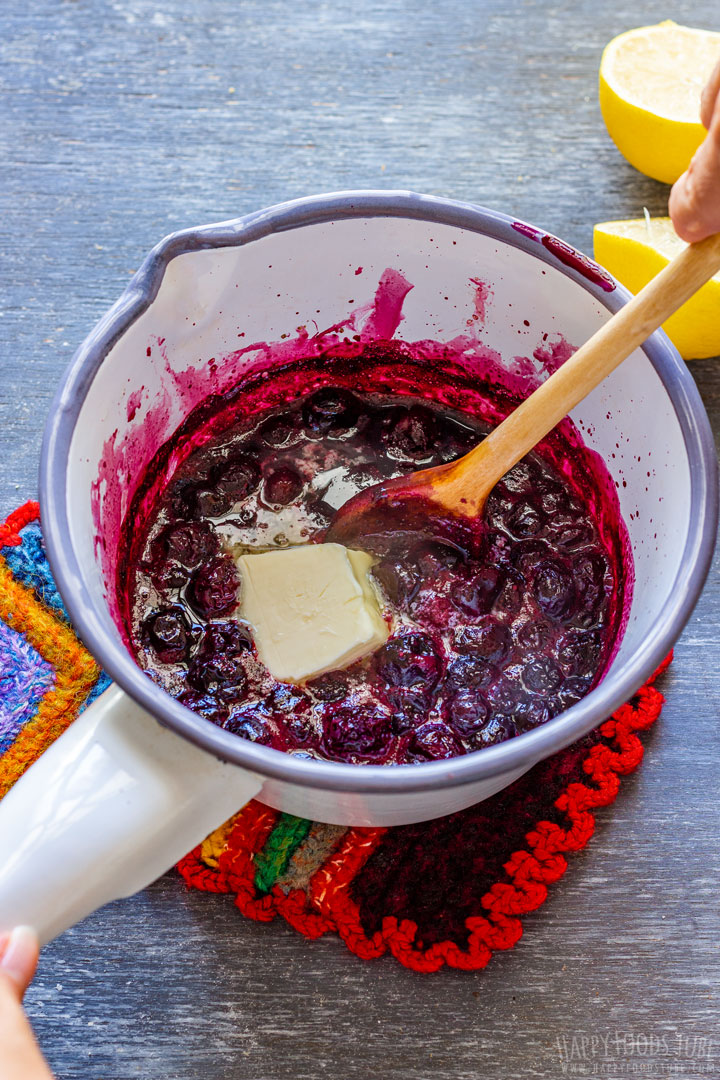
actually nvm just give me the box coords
[438,231,720,513]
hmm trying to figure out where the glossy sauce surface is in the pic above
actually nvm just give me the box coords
[123,356,625,766]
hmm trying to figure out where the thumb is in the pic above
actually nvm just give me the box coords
[669,80,720,243]
[669,129,720,243]
[0,928,54,1080]
[0,927,39,1000]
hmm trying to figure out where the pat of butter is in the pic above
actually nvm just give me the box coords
[236,544,389,684]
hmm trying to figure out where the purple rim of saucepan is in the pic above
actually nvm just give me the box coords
[39,190,718,794]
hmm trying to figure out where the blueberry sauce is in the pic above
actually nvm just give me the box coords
[122,347,626,766]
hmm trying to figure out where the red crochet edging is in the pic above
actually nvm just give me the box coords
[177,653,671,973]
[2,495,667,971]
[0,501,40,547]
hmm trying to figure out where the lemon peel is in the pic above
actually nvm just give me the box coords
[599,21,720,184]
[594,216,720,359]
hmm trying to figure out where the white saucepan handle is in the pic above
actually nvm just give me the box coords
[0,685,262,944]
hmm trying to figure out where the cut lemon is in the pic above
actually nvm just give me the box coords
[594,216,720,359]
[599,21,720,184]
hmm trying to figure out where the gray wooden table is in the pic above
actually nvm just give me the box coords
[2,2,719,1078]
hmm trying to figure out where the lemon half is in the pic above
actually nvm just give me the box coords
[599,21,720,184]
[594,216,720,359]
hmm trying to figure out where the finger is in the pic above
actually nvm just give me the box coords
[669,105,720,242]
[0,927,39,999]
[0,977,54,1080]
[700,55,720,130]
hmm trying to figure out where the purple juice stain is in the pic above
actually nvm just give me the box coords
[126,389,143,423]
[533,333,576,371]
[511,221,545,243]
[541,236,616,293]
[469,278,491,324]
[511,221,616,292]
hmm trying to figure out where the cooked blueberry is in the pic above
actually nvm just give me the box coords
[323,702,392,757]
[160,520,218,568]
[283,709,316,745]
[373,632,442,692]
[445,655,496,691]
[408,721,463,761]
[215,456,261,501]
[371,558,420,606]
[143,607,191,663]
[450,567,502,616]
[484,530,513,566]
[148,558,188,593]
[533,559,575,620]
[539,489,571,516]
[473,715,518,747]
[516,620,555,651]
[522,657,563,694]
[485,492,515,533]
[258,414,298,447]
[572,552,610,623]
[416,540,465,576]
[169,479,204,520]
[186,484,234,518]
[302,387,361,435]
[556,675,593,709]
[492,567,525,617]
[264,685,313,742]
[223,705,273,743]
[198,620,252,658]
[187,557,240,617]
[501,461,534,496]
[553,521,595,549]
[485,677,519,713]
[308,672,351,702]
[530,469,562,498]
[383,405,440,459]
[385,686,435,732]
[263,465,304,505]
[512,541,548,578]
[188,652,247,702]
[437,420,478,462]
[178,689,229,725]
[448,689,489,737]
[181,458,258,518]
[572,608,608,631]
[453,621,512,664]
[557,628,601,676]
[266,684,310,716]
[511,698,551,730]
[507,501,543,538]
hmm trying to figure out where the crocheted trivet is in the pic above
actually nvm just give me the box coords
[0,503,669,972]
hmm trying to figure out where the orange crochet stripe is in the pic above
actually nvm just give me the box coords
[0,556,100,797]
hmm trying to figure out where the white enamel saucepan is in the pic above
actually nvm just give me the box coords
[0,191,716,943]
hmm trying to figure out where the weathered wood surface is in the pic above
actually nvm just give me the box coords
[1,1,719,1077]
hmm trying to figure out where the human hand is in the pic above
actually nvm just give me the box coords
[0,928,54,1080]
[669,56,720,241]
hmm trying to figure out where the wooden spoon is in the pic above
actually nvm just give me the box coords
[326,232,720,554]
